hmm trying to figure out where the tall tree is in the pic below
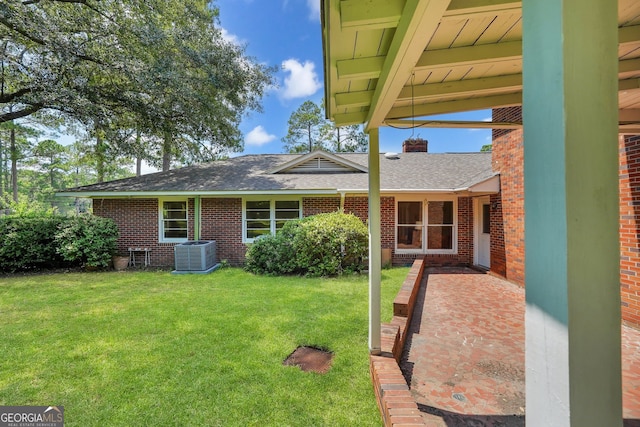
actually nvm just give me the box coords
[1,0,275,169]
[31,139,68,190]
[282,101,325,153]
[322,123,368,153]
[0,120,37,202]
[283,100,367,153]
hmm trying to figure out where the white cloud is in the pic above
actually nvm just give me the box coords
[220,27,242,45]
[307,0,320,20]
[281,59,322,99]
[245,125,276,146]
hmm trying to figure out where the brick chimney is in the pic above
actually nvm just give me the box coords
[402,137,428,153]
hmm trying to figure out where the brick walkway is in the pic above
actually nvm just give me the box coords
[400,267,640,426]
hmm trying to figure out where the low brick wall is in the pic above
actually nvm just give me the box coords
[370,258,426,426]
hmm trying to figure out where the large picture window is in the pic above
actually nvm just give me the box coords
[396,198,457,253]
[160,200,188,241]
[244,199,301,241]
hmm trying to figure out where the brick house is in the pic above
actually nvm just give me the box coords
[490,106,640,328]
[58,140,499,269]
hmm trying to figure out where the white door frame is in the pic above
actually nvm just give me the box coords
[473,196,491,268]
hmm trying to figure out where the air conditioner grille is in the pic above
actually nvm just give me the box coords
[174,240,216,271]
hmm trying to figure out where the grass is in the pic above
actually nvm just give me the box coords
[0,267,408,426]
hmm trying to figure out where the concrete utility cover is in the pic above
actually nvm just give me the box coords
[283,346,333,374]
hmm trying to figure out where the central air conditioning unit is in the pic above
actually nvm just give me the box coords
[174,240,217,272]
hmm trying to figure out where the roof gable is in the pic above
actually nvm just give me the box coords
[269,150,368,174]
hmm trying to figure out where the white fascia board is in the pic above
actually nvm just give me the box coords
[338,188,460,194]
[456,174,501,194]
[56,189,340,198]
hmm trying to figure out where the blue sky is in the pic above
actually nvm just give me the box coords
[216,0,492,155]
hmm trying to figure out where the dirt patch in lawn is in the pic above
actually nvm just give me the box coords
[283,346,333,374]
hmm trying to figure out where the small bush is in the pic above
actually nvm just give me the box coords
[245,211,368,277]
[56,215,119,269]
[0,216,66,272]
[0,214,119,273]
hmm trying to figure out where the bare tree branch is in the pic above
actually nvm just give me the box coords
[22,0,88,6]
[0,103,43,123]
[0,87,31,104]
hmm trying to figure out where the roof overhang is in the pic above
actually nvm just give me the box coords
[55,189,342,198]
[321,0,640,132]
[462,174,500,194]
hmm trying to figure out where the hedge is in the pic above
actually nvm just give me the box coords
[0,214,118,273]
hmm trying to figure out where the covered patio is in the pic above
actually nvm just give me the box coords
[321,0,640,424]
[401,268,640,426]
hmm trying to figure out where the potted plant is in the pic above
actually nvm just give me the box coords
[112,254,129,271]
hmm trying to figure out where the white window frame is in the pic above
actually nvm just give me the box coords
[395,196,458,255]
[242,197,302,243]
[159,198,189,243]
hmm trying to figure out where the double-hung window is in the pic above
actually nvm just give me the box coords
[160,200,188,242]
[397,201,423,250]
[426,200,454,251]
[396,198,457,253]
[244,199,301,241]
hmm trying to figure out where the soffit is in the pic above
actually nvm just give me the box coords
[322,0,640,132]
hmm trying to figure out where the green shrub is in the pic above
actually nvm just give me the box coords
[55,215,119,269]
[0,214,119,273]
[245,211,368,277]
[0,216,66,272]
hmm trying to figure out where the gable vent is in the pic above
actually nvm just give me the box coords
[286,157,358,173]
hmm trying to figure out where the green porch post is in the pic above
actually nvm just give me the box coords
[368,127,382,355]
[194,196,201,241]
[523,0,622,426]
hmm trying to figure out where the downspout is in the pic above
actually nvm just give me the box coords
[194,196,201,241]
[339,191,345,211]
[368,128,382,355]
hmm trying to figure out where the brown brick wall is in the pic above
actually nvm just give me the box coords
[490,193,507,277]
[620,134,640,326]
[491,107,525,286]
[93,198,188,267]
[93,194,479,270]
[494,109,640,328]
[303,197,340,216]
[344,196,370,221]
[200,198,245,266]
[380,197,395,250]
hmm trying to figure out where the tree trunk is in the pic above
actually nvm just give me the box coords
[95,124,105,183]
[10,125,17,203]
[162,129,172,172]
[0,130,4,204]
[135,128,142,176]
[49,161,54,188]
[2,137,8,205]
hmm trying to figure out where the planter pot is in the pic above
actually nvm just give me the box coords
[112,255,129,271]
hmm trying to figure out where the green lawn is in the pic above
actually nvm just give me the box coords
[0,267,407,426]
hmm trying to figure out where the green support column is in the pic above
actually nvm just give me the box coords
[523,0,621,425]
[368,128,381,355]
[194,196,201,241]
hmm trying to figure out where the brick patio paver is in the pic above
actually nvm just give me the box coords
[400,267,640,426]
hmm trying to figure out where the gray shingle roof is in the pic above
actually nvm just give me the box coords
[59,151,495,196]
